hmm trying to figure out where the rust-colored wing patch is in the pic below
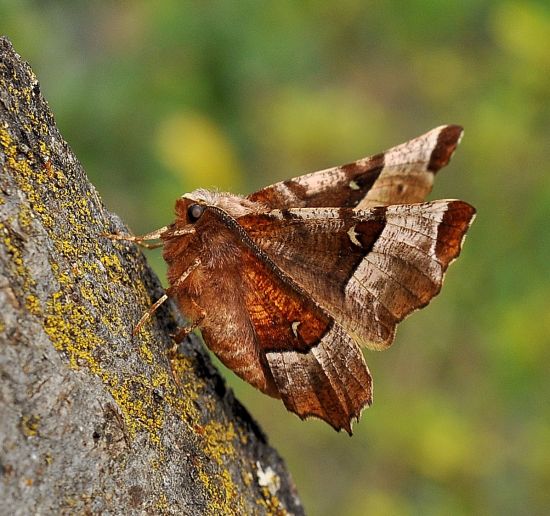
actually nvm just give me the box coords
[239,245,332,354]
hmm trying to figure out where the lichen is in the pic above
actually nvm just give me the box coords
[106,374,165,445]
[100,253,125,282]
[256,487,287,516]
[0,220,40,315]
[25,294,41,315]
[20,414,40,438]
[17,202,35,230]
[43,289,103,371]
[154,492,169,512]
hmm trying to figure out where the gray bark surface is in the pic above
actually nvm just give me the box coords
[0,36,302,515]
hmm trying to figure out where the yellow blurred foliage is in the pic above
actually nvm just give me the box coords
[155,111,243,192]
[254,87,390,179]
[492,2,550,66]
[347,489,408,516]
[414,407,476,481]
[494,290,550,370]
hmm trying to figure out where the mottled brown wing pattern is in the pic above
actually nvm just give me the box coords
[248,125,463,209]
[240,200,476,350]
[164,204,373,431]
[265,322,372,433]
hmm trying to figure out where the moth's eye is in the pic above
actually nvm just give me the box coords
[187,203,205,222]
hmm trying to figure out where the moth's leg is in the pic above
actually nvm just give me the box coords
[173,257,201,287]
[104,226,169,250]
[134,258,201,338]
[171,322,197,345]
[171,310,206,344]
[105,226,196,249]
[133,293,169,335]
[167,299,206,362]
[168,260,204,350]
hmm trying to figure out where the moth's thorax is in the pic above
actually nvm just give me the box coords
[163,189,265,294]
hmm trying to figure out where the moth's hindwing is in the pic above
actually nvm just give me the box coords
[248,125,463,209]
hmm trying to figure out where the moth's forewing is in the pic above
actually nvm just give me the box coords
[240,200,476,351]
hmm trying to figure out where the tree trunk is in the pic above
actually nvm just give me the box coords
[0,36,302,515]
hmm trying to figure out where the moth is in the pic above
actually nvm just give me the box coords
[113,125,475,434]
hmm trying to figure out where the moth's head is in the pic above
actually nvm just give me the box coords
[174,195,208,226]
[176,189,260,222]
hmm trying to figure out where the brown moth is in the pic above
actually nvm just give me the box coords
[116,125,475,434]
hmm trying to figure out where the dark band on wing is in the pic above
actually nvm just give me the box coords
[435,200,476,262]
[428,125,463,172]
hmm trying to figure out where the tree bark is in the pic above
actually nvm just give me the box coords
[0,37,302,515]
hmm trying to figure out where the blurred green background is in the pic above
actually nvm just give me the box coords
[2,1,549,514]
